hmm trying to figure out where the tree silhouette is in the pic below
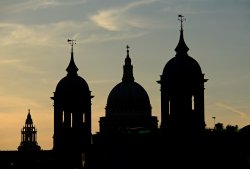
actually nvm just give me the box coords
[225,125,238,133]
[214,123,224,132]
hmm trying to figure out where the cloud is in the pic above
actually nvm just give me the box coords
[0,22,87,46]
[0,95,41,113]
[30,0,59,9]
[17,64,46,75]
[0,1,160,46]
[91,10,119,31]
[79,31,148,44]
[1,0,87,13]
[0,21,149,47]
[0,58,43,75]
[88,79,116,85]
[90,0,159,31]
[0,0,58,14]
[0,59,44,75]
[0,23,50,46]
[216,102,248,118]
[0,59,21,64]
[29,0,87,10]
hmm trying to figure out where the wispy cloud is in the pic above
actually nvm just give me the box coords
[0,59,44,76]
[0,23,51,46]
[90,0,159,31]
[29,0,87,10]
[0,95,41,113]
[0,1,160,46]
[0,21,148,46]
[0,59,21,64]
[29,0,59,9]
[17,64,46,75]
[216,102,248,118]
[1,0,58,14]
[2,0,87,13]
[0,22,87,46]
[89,79,117,85]
[79,31,148,44]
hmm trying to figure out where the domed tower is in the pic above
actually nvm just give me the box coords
[99,46,158,136]
[52,40,93,168]
[158,15,207,135]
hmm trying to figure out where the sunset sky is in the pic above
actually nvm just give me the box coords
[0,0,249,150]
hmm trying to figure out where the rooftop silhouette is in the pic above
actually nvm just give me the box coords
[0,15,249,169]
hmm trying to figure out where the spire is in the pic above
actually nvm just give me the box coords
[66,39,78,75]
[175,15,189,56]
[25,109,33,125]
[18,109,41,151]
[122,45,134,82]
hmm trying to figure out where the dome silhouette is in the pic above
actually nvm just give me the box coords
[106,81,151,117]
[99,46,157,135]
[163,55,202,78]
[240,125,250,134]
[105,46,151,117]
[54,42,91,108]
[56,75,90,98]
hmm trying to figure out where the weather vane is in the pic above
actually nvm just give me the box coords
[67,39,76,47]
[67,39,76,53]
[178,15,186,30]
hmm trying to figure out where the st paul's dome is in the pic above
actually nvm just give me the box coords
[105,46,151,117]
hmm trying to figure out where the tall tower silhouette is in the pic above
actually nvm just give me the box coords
[158,15,207,136]
[18,109,41,151]
[52,40,93,168]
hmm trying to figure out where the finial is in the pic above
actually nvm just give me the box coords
[175,15,189,55]
[178,15,186,31]
[26,109,33,124]
[122,45,134,82]
[67,39,76,53]
[126,45,130,57]
[66,39,78,74]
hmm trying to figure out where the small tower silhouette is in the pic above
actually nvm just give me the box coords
[18,109,41,151]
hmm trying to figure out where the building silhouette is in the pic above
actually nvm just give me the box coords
[18,109,41,152]
[99,45,158,136]
[158,15,207,136]
[0,15,250,169]
[51,39,93,169]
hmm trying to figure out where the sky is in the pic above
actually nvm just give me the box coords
[0,0,249,150]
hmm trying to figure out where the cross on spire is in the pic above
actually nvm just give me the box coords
[123,45,134,82]
[126,45,130,57]
[178,15,186,31]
